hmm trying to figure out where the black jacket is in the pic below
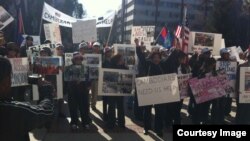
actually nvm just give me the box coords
[0,86,54,141]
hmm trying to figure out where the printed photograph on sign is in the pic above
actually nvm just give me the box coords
[89,66,99,79]
[83,54,101,67]
[64,65,87,81]
[114,44,136,66]
[245,72,250,92]
[194,33,214,47]
[33,57,60,75]
[87,57,99,65]
[64,53,73,66]
[0,6,14,30]
[99,68,135,96]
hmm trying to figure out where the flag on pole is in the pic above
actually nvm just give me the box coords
[17,8,25,46]
[182,6,190,53]
[175,25,182,38]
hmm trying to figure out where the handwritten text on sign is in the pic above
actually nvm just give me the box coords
[136,73,180,106]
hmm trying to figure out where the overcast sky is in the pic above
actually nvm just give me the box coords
[79,0,121,18]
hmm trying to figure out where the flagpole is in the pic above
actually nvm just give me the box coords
[106,11,116,47]
[154,27,164,44]
[39,2,45,37]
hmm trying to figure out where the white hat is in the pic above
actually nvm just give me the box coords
[93,42,100,47]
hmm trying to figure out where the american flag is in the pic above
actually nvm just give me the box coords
[175,25,182,38]
[182,13,190,53]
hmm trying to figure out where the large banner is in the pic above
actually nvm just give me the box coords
[42,2,77,27]
[131,26,155,46]
[178,73,192,99]
[44,23,62,44]
[9,58,29,87]
[188,32,222,56]
[0,6,14,30]
[189,76,226,104]
[33,71,63,100]
[98,68,135,96]
[216,61,237,97]
[72,19,97,43]
[136,73,180,106]
[239,67,250,103]
[96,11,115,28]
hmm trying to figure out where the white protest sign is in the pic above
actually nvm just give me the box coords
[189,31,222,56]
[42,2,77,27]
[96,11,115,28]
[178,73,192,99]
[33,70,63,100]
[44,23,62,44]
[21,35,41,46]
[136,73,180,106]
[216,61,237,97]
[64,53,73,66]
[239,67,250,103]
[131,26,155,46]
[72,19,97,43]
[98,68,135,96]
[9,58,29,87]
[0,6,14,30]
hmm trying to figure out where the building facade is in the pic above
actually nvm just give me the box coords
[115,0,212,43]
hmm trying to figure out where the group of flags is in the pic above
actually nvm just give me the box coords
[159,10,190,53]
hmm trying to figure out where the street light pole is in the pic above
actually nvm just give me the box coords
[154,0,160,43]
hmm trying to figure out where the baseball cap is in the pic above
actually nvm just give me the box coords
[79,42,88,49]
[201,48,212,54]
[93,42,100,47]
[220,48,230,55]
[56,43,64,48]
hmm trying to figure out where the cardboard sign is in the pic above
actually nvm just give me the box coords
[136,73,180,106]
[178,73,192,99]
[72,19,97,43]
[33,70,63,100]
[0,6,14,30]
[216,61,237,97]
[98,68,135,96]
[239,67,250,103]
[32,57,62,75]
[44,23,62,44]
[189,32,222,56]
[9,58,29,87]
[131,26,155,46]
[189,76,226,104]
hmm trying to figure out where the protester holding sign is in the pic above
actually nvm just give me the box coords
[66,52,91,131]
[235,54,250,124]
[106,54,127,129]
[90,42,101,110]
[135,38,165,137]
[163,48,189,127]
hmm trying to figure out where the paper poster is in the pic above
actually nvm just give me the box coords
[98,68,135,96]
[239,67,250,103]
[72,19,97,43]
[64,65,88,81]
[189,76,226,104]
[0,6,14,30]
[32,57,62,75]
[64,53,73,66]
[42,2,77,27]
[178,73,192,99]
[136,73,180,106]
[32,70,63,100]
[44,23,62,44]
[131,26,155,46]
[114,44,136,66]
[83,54,101,80]
[216,61,237,97]
[21,35,41,46]
[9,58,29,87]
[189,32,222,56]
[27,44,56,59]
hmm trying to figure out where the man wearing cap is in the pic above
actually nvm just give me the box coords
[90,42,101,110]
[20,36,33,57]
[78,42,88,55]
